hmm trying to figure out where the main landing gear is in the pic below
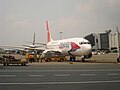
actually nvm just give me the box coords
[69,53,92,62]
[70,56,85,62]
[70,56,76,62]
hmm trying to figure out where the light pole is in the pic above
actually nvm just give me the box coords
[59,32,63,40]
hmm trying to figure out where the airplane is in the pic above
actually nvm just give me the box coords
[0,32,44,55]
[40,20,92,62]
[22,32,43,49]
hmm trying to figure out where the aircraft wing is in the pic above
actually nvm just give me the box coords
[27,47,46,50]
[22,44,44,48]
[0,45,45,51]
[26,42,46,46]
[0,45,25,49]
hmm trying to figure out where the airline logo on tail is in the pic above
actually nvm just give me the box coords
[46,20,53,42]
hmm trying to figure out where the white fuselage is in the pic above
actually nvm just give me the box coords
[45,38,92,56]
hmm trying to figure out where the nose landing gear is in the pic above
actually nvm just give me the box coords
[81,57,85,62]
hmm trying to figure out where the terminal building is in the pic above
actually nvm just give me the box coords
[109,32,120,50]
[84,30,120,51]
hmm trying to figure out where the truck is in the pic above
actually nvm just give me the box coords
[40,51,67,62]
[1,55,27,66]
[25,50,40,63]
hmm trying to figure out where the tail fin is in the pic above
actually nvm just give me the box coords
[33,32,35,45]
[46,20,53,42]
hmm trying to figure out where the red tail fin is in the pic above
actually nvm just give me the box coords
[46,20,52,42]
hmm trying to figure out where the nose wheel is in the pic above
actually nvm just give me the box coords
[81,57,85,62]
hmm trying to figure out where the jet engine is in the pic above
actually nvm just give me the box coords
[84,53,92,59]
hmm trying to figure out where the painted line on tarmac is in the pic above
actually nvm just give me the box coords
[1,69,120,72]
[0,75,16,77]
[80,74,96,76]
[0,80,120,85]
[54,74,70,77]
[107,73,119,76]
[28,75,45,77]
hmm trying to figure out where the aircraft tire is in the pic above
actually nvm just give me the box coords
[81,58,85,62]
[70,57,72,61]
[73,57,76,62]
[45,60,48,62]
[70,56,76,62]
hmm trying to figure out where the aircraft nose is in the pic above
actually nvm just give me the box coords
[84,44,92,54]
[87,44,92,50]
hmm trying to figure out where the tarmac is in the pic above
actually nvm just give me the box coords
[88,53,118,63]
[0,59,120,90]
[0,53,119,64]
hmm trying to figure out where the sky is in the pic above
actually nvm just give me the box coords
[0,0,120,46]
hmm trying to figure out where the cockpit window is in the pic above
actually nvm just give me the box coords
[79,42,90,45]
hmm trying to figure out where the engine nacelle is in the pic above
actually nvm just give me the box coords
[84,53,92,59]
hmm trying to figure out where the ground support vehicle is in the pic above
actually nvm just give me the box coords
[40,51,67,62]
[25,49,40,63]
[25,53,40,63]
[1,55,27,66]
[41,56,66,62]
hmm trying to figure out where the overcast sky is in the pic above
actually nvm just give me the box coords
[0,0,120,46]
